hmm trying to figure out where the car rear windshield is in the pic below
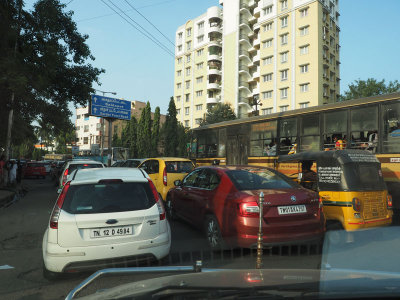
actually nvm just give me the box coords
[165,161,193,173]
[28,163,44,168]
[62,182,156,214]
[226,169,298,191]
[343,163,387,191]
[68,163,103,173]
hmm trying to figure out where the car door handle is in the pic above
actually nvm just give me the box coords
[106,219,118,225]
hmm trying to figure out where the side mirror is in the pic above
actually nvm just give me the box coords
[174,180,182,187]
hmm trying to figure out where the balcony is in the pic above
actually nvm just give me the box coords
[208,67,221,76]
[253,35,260,47]
[239,64,251,77]
[208,61,222,70]
[239,50,251,62]
[239,34,251,47]
[207,82,221,90]
[252,67,260,80]
[253,6,261,18]
[252,51,260,63]
[207,6,221,20]
[206,97,219,104]
[252,85,260,96]
[209,22,222,34]
[239,81,251,94]
[208,54,222,61]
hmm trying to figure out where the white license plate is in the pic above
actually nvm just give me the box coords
[278,205,307,215]
[90,226,133,238]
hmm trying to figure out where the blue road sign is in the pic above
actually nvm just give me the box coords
[90,95,131,120]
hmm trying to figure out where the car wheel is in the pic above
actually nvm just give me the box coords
[43,264,60,281]
[166,196,177,221]
[204,215,225,250]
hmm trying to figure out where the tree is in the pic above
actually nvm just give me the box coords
[137,102,152,158]
[121,116,138,158]
[0,0,104,159]
[55,126,75,154]
[340,78,400,101]
[150,106,161,157]
[112,132,122,148]
[200,103,236,126]
[176,124,190,157]
[162,97,179,156]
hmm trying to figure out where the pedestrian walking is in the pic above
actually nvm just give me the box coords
[9,161,17,185]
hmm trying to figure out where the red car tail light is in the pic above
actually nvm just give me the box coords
[163,167,167,186]
[352,197,362,212]
[387,194,393,210]
[50,181,70,229]
[148,179,166,220]
[238,201,260,217]
[62,168,69,186]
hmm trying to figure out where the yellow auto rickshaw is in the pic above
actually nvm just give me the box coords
[278,150,393,233]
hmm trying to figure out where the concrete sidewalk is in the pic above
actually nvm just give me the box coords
[0,189,16,208]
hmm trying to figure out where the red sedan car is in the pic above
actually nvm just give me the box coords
[24,162,47,179]
[166,166,325,249]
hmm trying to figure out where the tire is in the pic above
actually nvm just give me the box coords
[166,196,177,221]
[204,215,225,250]
[43,264,61,281]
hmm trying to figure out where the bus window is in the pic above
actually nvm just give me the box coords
[250,121,277,156]
[300,114,320,152]
[349,106,378,152]
[383,101,400,153]
[218,128,227,157]
[197,131,218,158]
[279,118,297,155]
[323,110,347,150]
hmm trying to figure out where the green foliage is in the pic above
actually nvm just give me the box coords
[55,126,75,154]
[163,97,179,156]
[112,132,122,148]
[0,0,104,153]
[150,107,161,157]
[176,123,190,157]
[340,78,400,101]
[200,103,236,126]
[121,116,138,158]
[137,102,152,158]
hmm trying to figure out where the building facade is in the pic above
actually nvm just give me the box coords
[174,0,340,126]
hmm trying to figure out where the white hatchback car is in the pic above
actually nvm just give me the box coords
[43,168,171,279]
[58,160,105,190]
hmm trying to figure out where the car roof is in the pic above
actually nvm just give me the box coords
[71,167,148,184]
[67,160,103,165]
[197,165,274,172]
[142,157,193,162]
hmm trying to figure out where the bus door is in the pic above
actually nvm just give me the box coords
[227,135,248,165]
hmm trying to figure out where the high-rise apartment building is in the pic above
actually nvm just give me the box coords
[174,0,340,127]
[174,6,223,128]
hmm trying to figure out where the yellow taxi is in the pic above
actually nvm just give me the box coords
[138,157,194,201]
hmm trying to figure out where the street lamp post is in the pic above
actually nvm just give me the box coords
[94,90,116,162]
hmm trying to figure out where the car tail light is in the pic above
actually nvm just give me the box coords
[148,179,166,220]
[62,168,68,186]
[50,181,70,229]
[319,197,323,209]
[352,197,362,212]
[387,194,393,210]
[163,167,167,186]
[238,201,260,217]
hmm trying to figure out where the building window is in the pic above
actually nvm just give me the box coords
[177,70,182,76]
[300,64,309,73]
[300,45,309,55]
[177,45,182,52]
[262,108,273,115]
[300,102,309,109]
[178,32,183,39]
[280,51,288,63]
[262,73,273,82]
[300,26,309,36]
[176,95,181,102]
[196,76,203,83]
[84,125,89,132]
[197,48,204,56]
[195,118,202,125]
[263,39,273,48]
[184,120,189,127]
[280,88,288,99]
[300,8,308,17]
[196,104,203,111]
[280,105,289,112]
[196,62,203,70]
[281,16,288,28]
[281,33,288,45]
[186,28,191,37]
[263,56,273,65]
[300,83,309,92]
[177,109,181,114]
[77,115,81,119]
[262,90,273,99]
[96,123,101,130]
[281,0,288,10]
[185,94,190,102]
[186,67,191,76]
[198,21,204,29]
[281,69,288,81]
[185,107,190,115]
[197,35,204,43]
[177,83,182,89]
[177,57,182,64]
[83,137,88,144]
[263,5,273,15]
[263,22,273,32]
[186,55,191,63]
[196,90,203,97]
[186,41,191,50]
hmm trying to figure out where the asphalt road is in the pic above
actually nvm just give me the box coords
[0,177,322,300]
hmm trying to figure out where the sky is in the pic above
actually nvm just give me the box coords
[24,0,400,118]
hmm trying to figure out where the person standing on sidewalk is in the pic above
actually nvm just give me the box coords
[0,155,5,187]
